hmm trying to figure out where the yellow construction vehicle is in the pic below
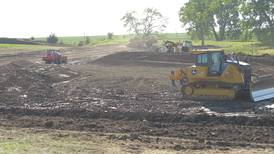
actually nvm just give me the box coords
[170,49,274,102]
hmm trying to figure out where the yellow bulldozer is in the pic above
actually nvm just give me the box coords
[170,49,274,102]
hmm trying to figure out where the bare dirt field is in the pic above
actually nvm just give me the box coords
[1,45,274,153]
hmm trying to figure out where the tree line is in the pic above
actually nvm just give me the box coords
[180,0,274,46]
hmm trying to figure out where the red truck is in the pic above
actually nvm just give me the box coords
[42,49,67,64]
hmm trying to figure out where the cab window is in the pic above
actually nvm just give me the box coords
[208,52,223,75]
[196,54,208,65]
[211,52,222,65]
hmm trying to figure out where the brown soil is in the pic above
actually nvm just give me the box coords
[1,45,274,152]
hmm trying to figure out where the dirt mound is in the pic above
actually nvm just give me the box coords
[93,52,194,67]
[1,45,274,151]
[128,37,157,49]
[0,61,56,106]
[249,55,274,66]
[0,60,79,108]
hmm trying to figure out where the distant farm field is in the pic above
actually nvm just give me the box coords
[0,44,62,54]
[37,33,190,46]
[38,33,274,56]
[192,40,274,55]
[37,35,132,46]
[0,33,273,56]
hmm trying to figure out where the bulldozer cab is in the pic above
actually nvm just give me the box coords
[193,49,225,76]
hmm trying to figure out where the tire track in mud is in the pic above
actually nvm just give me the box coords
[1,47,274,150]
[1,106,274,127]
[1,107,274,149]
[64,45,128,64]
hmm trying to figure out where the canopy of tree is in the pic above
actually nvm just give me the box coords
[121,8,167,37]
[179,0,274,46]
[47,33,58,44]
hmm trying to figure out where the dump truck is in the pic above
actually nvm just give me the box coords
[170,49,274,102]
[161,40,192,53]
[162,41,177,53]
[180,41,192,52]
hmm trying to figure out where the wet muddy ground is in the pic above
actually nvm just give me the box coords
[1,45,274,152]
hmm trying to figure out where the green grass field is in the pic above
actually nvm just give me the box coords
[0,127,271,154]
[37,35,133,46]
[0,33,273,55]
[192,40,274,55]
[59,33,190,46]
[0,127,176,154]
[0,44,60,51]
[157,33,190,42]
[0,128,123,154]
[37,33,190,46]
[160,34,274,55]
[0,44,62,53]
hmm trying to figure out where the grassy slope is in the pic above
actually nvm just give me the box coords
[58,35,129,45]
[0,33,273,56]
[154,33,274,55]
[58,33,190,46]
[37,33,190,46]
[0,127,271,154]
[42,33,274,56]
[193,40,274,55]
[157,33,273,55]
[37,35,132,46]
[0,127,174,154]
[157,33,190,42]
[0,44,63,55]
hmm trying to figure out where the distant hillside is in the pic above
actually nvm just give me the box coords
[37,33,190,46]
[0,38,46,45]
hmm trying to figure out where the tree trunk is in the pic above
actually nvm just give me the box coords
[271,28,274,45]
[244,30,249,41]
[212,25,219,41]
[219,20,227,41]
[219,27,225,41]
[200,29,205,47]
[262,11,274,44]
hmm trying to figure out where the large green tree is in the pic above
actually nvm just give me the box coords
[121,8,167,36]
[121,11,140,35]
[180,0,242,43]
[141,8,167,36]
[212,0,241,40]
[179,0,212,46]
[241,0,274,45]
[47,33,58,44]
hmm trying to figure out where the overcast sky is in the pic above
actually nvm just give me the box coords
[0,0,187,38]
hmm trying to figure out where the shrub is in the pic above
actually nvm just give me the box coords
[59,41,64,45]
[85,37,90,44]
[78,41,84,46]
[107,32,114,39]
[47,33,58,44]
[255,28,274,45]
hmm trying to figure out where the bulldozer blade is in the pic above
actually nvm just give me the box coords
[251,77,274,102]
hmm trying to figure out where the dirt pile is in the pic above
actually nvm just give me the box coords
[0,61,56,106]
[92,51,193,67]
[128,37,158,51]
[1,45,274,151]
[0,60,79,108]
